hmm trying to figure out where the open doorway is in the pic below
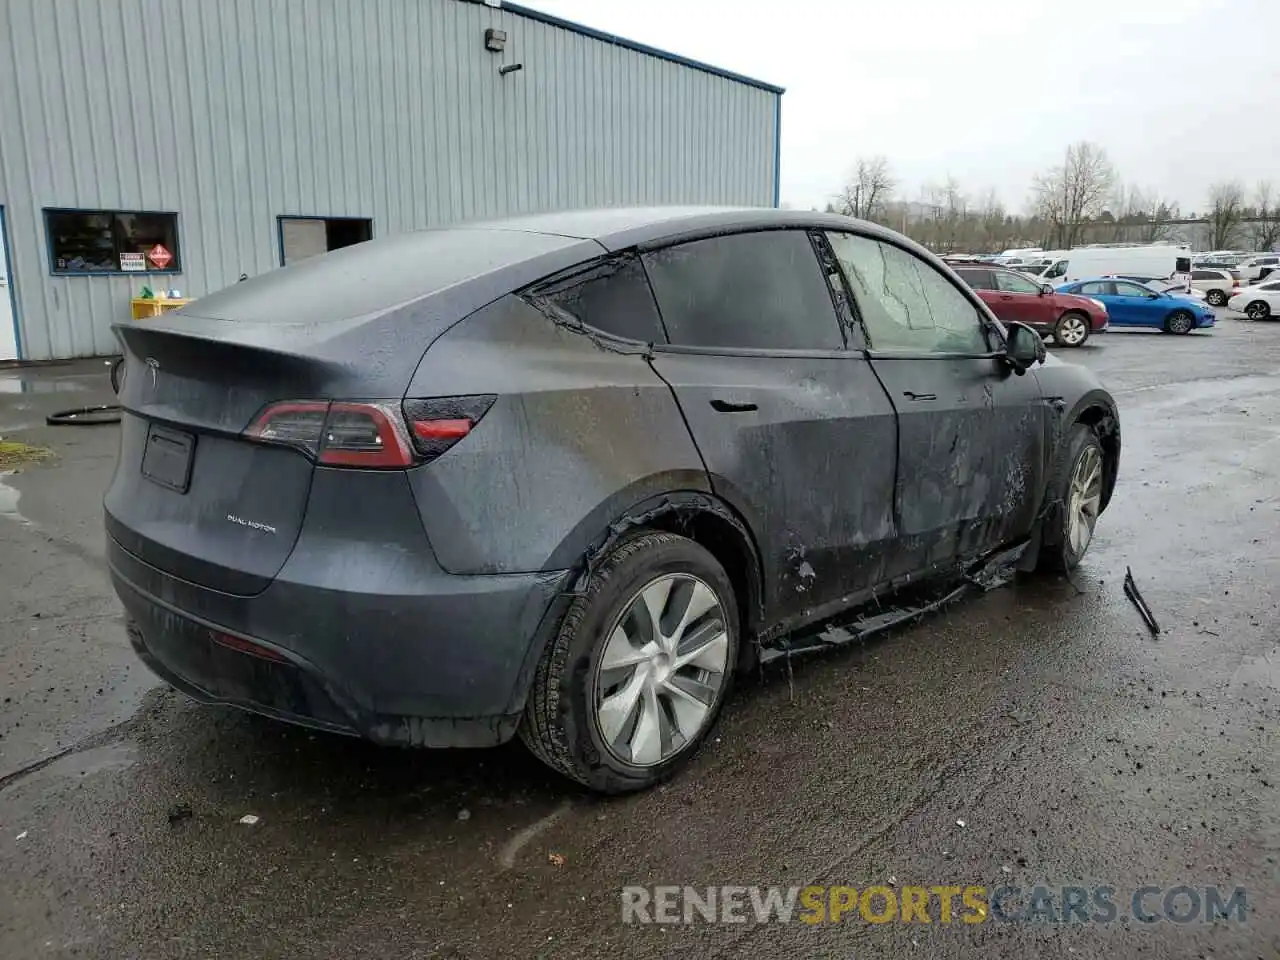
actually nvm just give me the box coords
[278,216,373,267]
[0,206,18,361]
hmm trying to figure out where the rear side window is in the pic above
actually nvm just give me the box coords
[956,269,994,290]
[525,253,666,343]
[1078,281,1112,295]
[1191,270,1216,281]
[642,231,843,351]
[826,232,989,354]
[1261,281,1280,291]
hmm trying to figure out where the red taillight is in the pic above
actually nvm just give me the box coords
[245,400,415,468]
[412,418,472,441]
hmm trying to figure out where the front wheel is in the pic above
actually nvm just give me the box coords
[1206,290,1227,307]
[520,531,739,793]
[1164,310,1194,334]
[1246,300,1271,321]
[1037,424,1105,572]
[1052,311,1090,347]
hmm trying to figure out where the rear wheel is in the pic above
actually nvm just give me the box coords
[1205,290,1227,307]
[1036,424,1105,572]
[1246,300,1271,320]
[520,531,738,793]
[1052,311,1090,347]
[1164,310,1194,334]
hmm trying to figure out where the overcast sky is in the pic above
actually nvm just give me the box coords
[530,0,1279,215]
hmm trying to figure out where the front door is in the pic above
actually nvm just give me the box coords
[0,207,18,361]
[643,229,900,628]
[993,269,1056,332]
[826,231,1050,578]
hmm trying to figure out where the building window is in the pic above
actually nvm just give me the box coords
[279,216,373,266]
[45,209,181,275]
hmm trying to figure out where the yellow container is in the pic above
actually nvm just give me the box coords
[131,297,191,320]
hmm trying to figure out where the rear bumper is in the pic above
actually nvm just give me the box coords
[108,534,571,747]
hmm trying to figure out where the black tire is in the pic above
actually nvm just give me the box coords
[1164,309,1194,334]
[1052,311,1090,347]
[1205,290,1227,307]
[1036,423,1105,573]
[1245,300,1271,321]
[519,530,739,794]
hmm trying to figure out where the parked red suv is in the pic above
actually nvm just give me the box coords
[953,265,1109,347]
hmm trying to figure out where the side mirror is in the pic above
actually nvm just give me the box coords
[1041,284,1053,295]
[1003,321,1047,373]
[1146,292,1160,299]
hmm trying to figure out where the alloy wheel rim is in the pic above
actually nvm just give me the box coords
[1248,304,1267,319]
[1171,312,1191,333]
[1067,446,1103,558]
[1061,316,1087,344]
[593,573,729,768]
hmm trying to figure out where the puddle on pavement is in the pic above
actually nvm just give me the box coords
[0,376,88,394]
[38,741,140,783]
[0,470,20,517]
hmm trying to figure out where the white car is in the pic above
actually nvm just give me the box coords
[1238,254,1280,283]
[1189,268,1238,307]
[1227,278,1280,320]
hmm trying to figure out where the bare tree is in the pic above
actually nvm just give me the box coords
[1032,142,1116,248]
[833,156,896,223]
[1249,181,1280,252]
[1207,181,1245,250]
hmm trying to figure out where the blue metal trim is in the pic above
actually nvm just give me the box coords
[497,2,785,95]
[0,206,23,360]
[42,207,184,277]
[773,97,782,208]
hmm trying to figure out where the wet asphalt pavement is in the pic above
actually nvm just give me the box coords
[1,316,1279,959]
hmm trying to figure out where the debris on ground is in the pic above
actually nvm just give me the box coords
[238,814,260,826]
[548,852,566,866]
[457,809,472,822]
[15,830,28,841]
[0,441,52,469]
[167,803,193,825]
[955,819,966,828]
[1123,566,1161,636]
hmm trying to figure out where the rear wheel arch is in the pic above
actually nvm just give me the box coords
[565,490,766,671]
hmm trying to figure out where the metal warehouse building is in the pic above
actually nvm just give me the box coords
[0,0,782,362]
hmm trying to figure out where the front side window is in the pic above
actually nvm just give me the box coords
[826,232,989,354]
[525,253,666,343]
[995,271,1042,294]
[642,230,843,351]
[45,209,181,275]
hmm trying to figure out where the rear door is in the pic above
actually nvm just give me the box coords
[825,231,1050,577]
[643,229,900,627]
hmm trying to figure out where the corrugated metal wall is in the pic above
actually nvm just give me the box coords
[0,0,780,361]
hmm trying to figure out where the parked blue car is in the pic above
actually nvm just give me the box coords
[1054,278,1215,334]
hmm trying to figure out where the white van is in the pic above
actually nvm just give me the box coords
[1052,246,1192,287]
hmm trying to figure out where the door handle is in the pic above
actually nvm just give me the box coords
[999,294,1015,300]
[709,398,758,413]
[902,391,937,402]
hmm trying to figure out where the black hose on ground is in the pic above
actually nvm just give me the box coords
[46,356,125,425]
[46,405,122,426]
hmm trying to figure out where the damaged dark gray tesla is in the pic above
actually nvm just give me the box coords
[105,208,1119,793]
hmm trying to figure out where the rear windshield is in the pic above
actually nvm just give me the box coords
[181,228,581,324]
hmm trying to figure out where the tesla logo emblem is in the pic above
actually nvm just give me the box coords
[144,357,160,389]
